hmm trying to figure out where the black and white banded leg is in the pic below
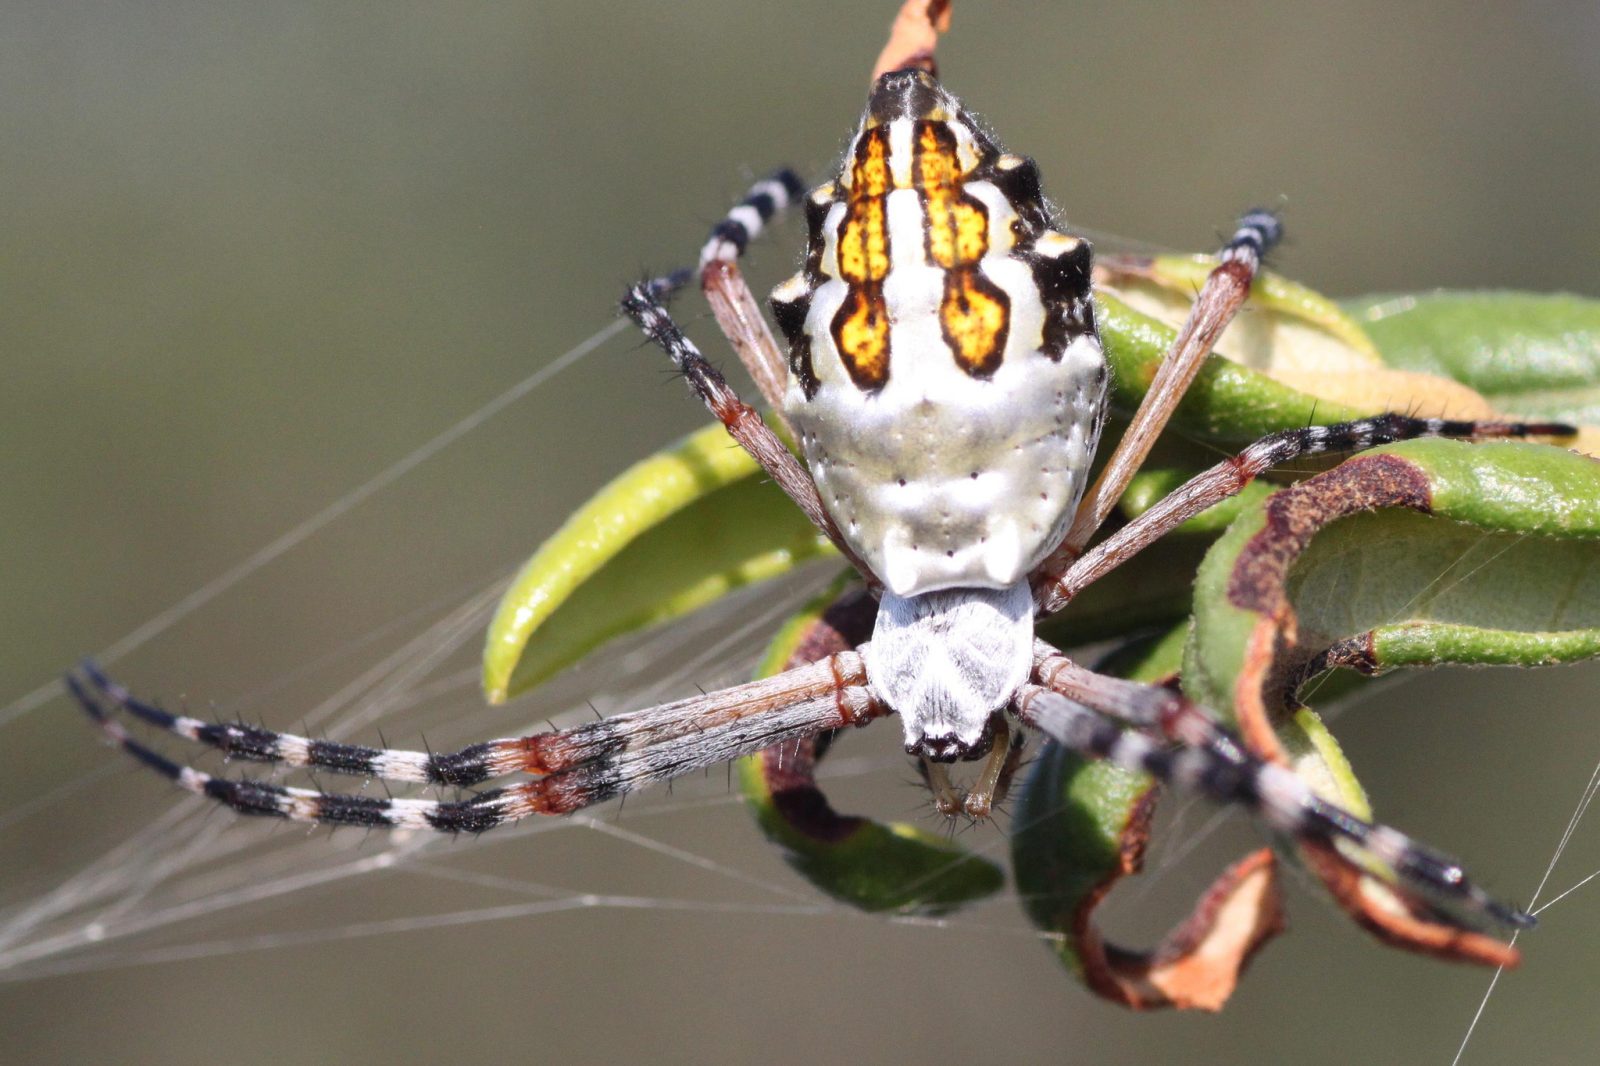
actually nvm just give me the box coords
[620,279,874,579]
[699,170,807,269]
[1036,412,1575,613]
[1057,209,1286,557]
[1013,683,1534,930]
[700,170,807,413]
[69,654,883,832]
[71,653,865,788]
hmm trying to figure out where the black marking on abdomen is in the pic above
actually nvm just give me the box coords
[989,155,1050,234]
[1030,239,1095,361]
[770,282,819,400]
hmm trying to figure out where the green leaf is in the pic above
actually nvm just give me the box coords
[482,420,834,703]
[1095,289,1371,443]
[1185,439,1600,822]
[1013,628,1184,965]
[1347,291,1600,425]
[1097,257,1498,439]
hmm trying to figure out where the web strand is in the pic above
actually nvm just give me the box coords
[0,318,630,731]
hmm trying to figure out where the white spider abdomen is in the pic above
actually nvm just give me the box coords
[771,69,1108,598]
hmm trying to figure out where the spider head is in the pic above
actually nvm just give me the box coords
[910,711,999,763]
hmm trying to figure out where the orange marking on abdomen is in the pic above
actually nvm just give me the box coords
[849,126,891,198]
[831,124,896,390]
[837,198,890,283]
[831,285,891,390]
[940,266,1009,378]
[925,189,988,268]
[912,120,965,190]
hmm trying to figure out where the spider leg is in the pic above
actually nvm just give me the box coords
[699,170,806,413]
[1033,640,1233,750]
[620,280,875,579]
[1033,411,1575,613]
[1015,671,1534,931]
[70,651,864,788]
[71,659,881,832]
[1055,210,1283,562]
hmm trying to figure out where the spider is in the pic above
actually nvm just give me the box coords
[71,50,1572,961]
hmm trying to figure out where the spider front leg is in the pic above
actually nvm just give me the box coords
[1014,672,1534,931]
[71,653,883,832]
[1035,412,1576,613]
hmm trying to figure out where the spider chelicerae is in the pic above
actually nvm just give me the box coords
[71,33,1573,968]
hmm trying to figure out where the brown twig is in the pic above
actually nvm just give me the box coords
[871,0,952,81]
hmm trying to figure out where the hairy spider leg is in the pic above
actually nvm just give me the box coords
[699,170,809,270]
[1035,412,1577,614]
[70,661,881,832]
[699,170,809,413]
[1014,683,1534,931]
[619,281,875,579]
[1049,210,1283,567]
[70,652,864,789]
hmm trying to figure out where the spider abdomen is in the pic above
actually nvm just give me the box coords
[773,69,1107,596]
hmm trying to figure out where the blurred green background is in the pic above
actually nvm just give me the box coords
[3,2,1599,1063]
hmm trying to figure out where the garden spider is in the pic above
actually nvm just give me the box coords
[71,16,1572,989]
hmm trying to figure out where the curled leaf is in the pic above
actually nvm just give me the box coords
[1185,439,1600,963]
[738,581,1004,914]
[1014,625,1287,1010]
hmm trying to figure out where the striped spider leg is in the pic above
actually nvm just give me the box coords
[69,171,879,837]
[70,653,883,832]
[697,171,807,415]
[1021,644,1535,930]
[1033,412,1574,614]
